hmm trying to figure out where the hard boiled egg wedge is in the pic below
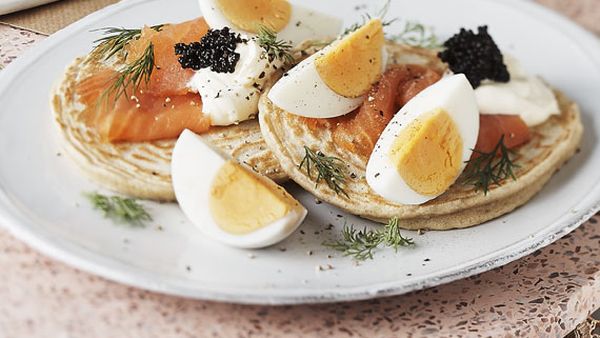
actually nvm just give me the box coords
[198,0,343,46]
[172,130,307,248]
[366,74,479,205]
[268,19,387,118]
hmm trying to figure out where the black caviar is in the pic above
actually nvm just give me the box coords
[175,27,246,73]
[438,26,509,88]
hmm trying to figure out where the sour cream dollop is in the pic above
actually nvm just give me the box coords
[475,55,559,127]
[188,36,283,126]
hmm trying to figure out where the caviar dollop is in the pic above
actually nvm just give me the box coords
[175,27,246,73]
[438,26,509,88]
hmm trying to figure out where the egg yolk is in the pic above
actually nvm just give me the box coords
[209,161,300,235]
[389,109,463,196]
[315,18,384,98]
[216,0,291,33]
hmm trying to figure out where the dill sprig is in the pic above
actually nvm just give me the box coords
[299,146,349,197]
[302,39,332,50]
[91,25,163,107]
[388,21,441,49]
[256,25,294,64]
[462,135,519,195]
[98,42,155,107]
[323,217,414,261]
[91,25,163,61]
[326,226,381,261]
[86,192,152,226]
[342,16,397,36]
[342,0,396,36]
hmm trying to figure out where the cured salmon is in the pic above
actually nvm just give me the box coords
[126,19,209,96]
[474,114,531,154]
[304,64,531,159]
[75,18,210,143]
[304,64,442,157]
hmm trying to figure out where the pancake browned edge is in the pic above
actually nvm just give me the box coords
[259,43,584,230]
[52,54,287,201]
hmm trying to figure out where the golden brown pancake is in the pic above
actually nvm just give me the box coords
[52,54,286,201]
[258,43,584,230]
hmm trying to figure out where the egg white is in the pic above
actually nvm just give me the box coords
[198,0,343,46]
[172,129,307,249]
[366,74,480,205]
[268,46,388,118]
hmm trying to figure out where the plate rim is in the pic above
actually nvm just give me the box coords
[0,0,60,16]
[0,0,599,305]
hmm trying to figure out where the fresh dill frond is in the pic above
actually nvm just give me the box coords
[375,0,392,19]
[323,217,414,261]
[381,217,415,252]
[342,22,363,37]
[98,42,155,108]
[299,146,349,198]
[342,15,397,36]
[91,25,163,108]
[462,135,519,195]
[91,25,163,61]
[325,225,381,261]
[302,39,332,50]
[342,0,396,36]
[388,21,441,49]
[86,192,152,226]
[256,25,294,64]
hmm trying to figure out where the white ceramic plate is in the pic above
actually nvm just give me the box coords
[0,0,59,16]
[1,0,599,305]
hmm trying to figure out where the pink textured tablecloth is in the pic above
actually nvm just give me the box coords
[1,1,599,337]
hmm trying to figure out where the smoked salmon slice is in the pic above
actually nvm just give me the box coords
[76,67,209,142]
[474,114,531,154]
[304,64,442,157]
[303,64,531,159]
[75,18,210,143]
[126,18,209,97]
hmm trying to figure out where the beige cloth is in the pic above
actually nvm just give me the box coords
[0,0,118,34]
